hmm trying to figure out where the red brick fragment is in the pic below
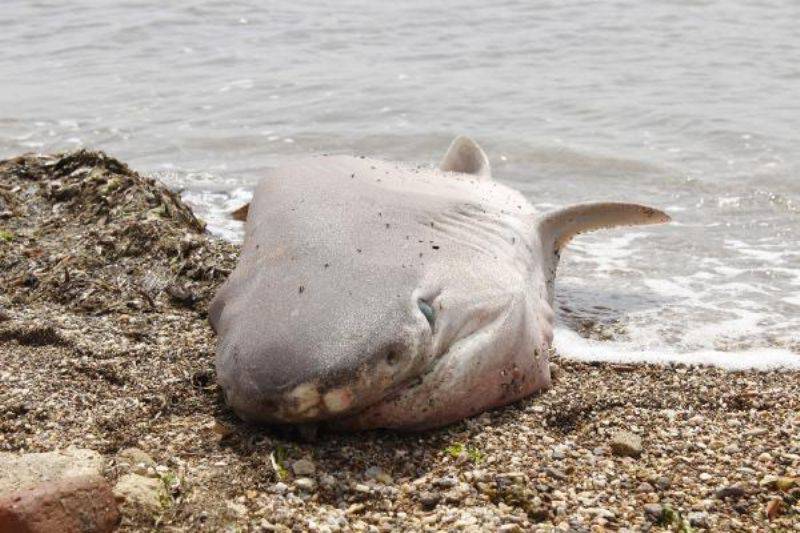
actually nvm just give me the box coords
[0,475,119,533]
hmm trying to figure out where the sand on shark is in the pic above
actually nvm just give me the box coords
[209,136,670,431]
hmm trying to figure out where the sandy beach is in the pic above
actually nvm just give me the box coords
[1,151,798,531]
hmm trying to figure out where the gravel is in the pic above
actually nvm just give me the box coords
[1,151,799,530]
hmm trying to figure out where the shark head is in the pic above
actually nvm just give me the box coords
[209,137,669,431]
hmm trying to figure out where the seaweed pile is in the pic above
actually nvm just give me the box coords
[0,150,234,314]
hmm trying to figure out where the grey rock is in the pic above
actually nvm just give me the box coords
[610,431,642,458]
[687,511,709,527]
[715,484,746,499]
[364,466,392,484]
[0,448,104,494]
[117,447,156,476]
[433,476,457,488]
[291,458,316,477]
[294,477,316,492]
[643,503,663,521]
[113,473,169,514]
[419,491,440,510]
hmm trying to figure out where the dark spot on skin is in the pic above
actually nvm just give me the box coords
[324,263,330,268]
[351,173,355,178]
[298,286,304,293]
[357,249,362,253]
[385,223,390,229]
[432,245,440,250]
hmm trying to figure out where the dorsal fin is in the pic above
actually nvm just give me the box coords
[536,202,670,302]
[231,203,250,222]
[439,136,491,179]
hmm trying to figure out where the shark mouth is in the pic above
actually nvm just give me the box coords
[324,298,516,430]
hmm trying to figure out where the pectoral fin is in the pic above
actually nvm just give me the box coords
[536,202,670,301]
[537,202,670,252]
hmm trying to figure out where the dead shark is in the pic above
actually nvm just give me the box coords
[209,136,670,431]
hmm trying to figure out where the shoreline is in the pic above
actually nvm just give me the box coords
[0,151,798,531]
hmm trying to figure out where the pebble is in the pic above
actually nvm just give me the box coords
[687,511,709,527]
[294,478,316,492]
[715,484,746,499]
[364,466,392,484]
[117,448,156,476]
[723,443,740,454]
[610,431,642,458]
[113,473,169,514]
[655,476,671,490]
[687,414,705,426]
[433,476,457,488]
[418,491,440,510]
[292,459,316,477]
[766,498,782,520]
[643,503,663,521]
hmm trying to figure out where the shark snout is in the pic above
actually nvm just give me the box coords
[215,296,434,425]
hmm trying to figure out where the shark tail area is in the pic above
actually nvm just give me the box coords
[536,202,670,296]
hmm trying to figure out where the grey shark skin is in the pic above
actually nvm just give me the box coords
[209,137,669,431]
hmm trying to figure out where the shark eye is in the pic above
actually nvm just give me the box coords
[418,299,435,327]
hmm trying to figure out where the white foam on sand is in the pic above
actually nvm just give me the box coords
[554,327,800,370]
